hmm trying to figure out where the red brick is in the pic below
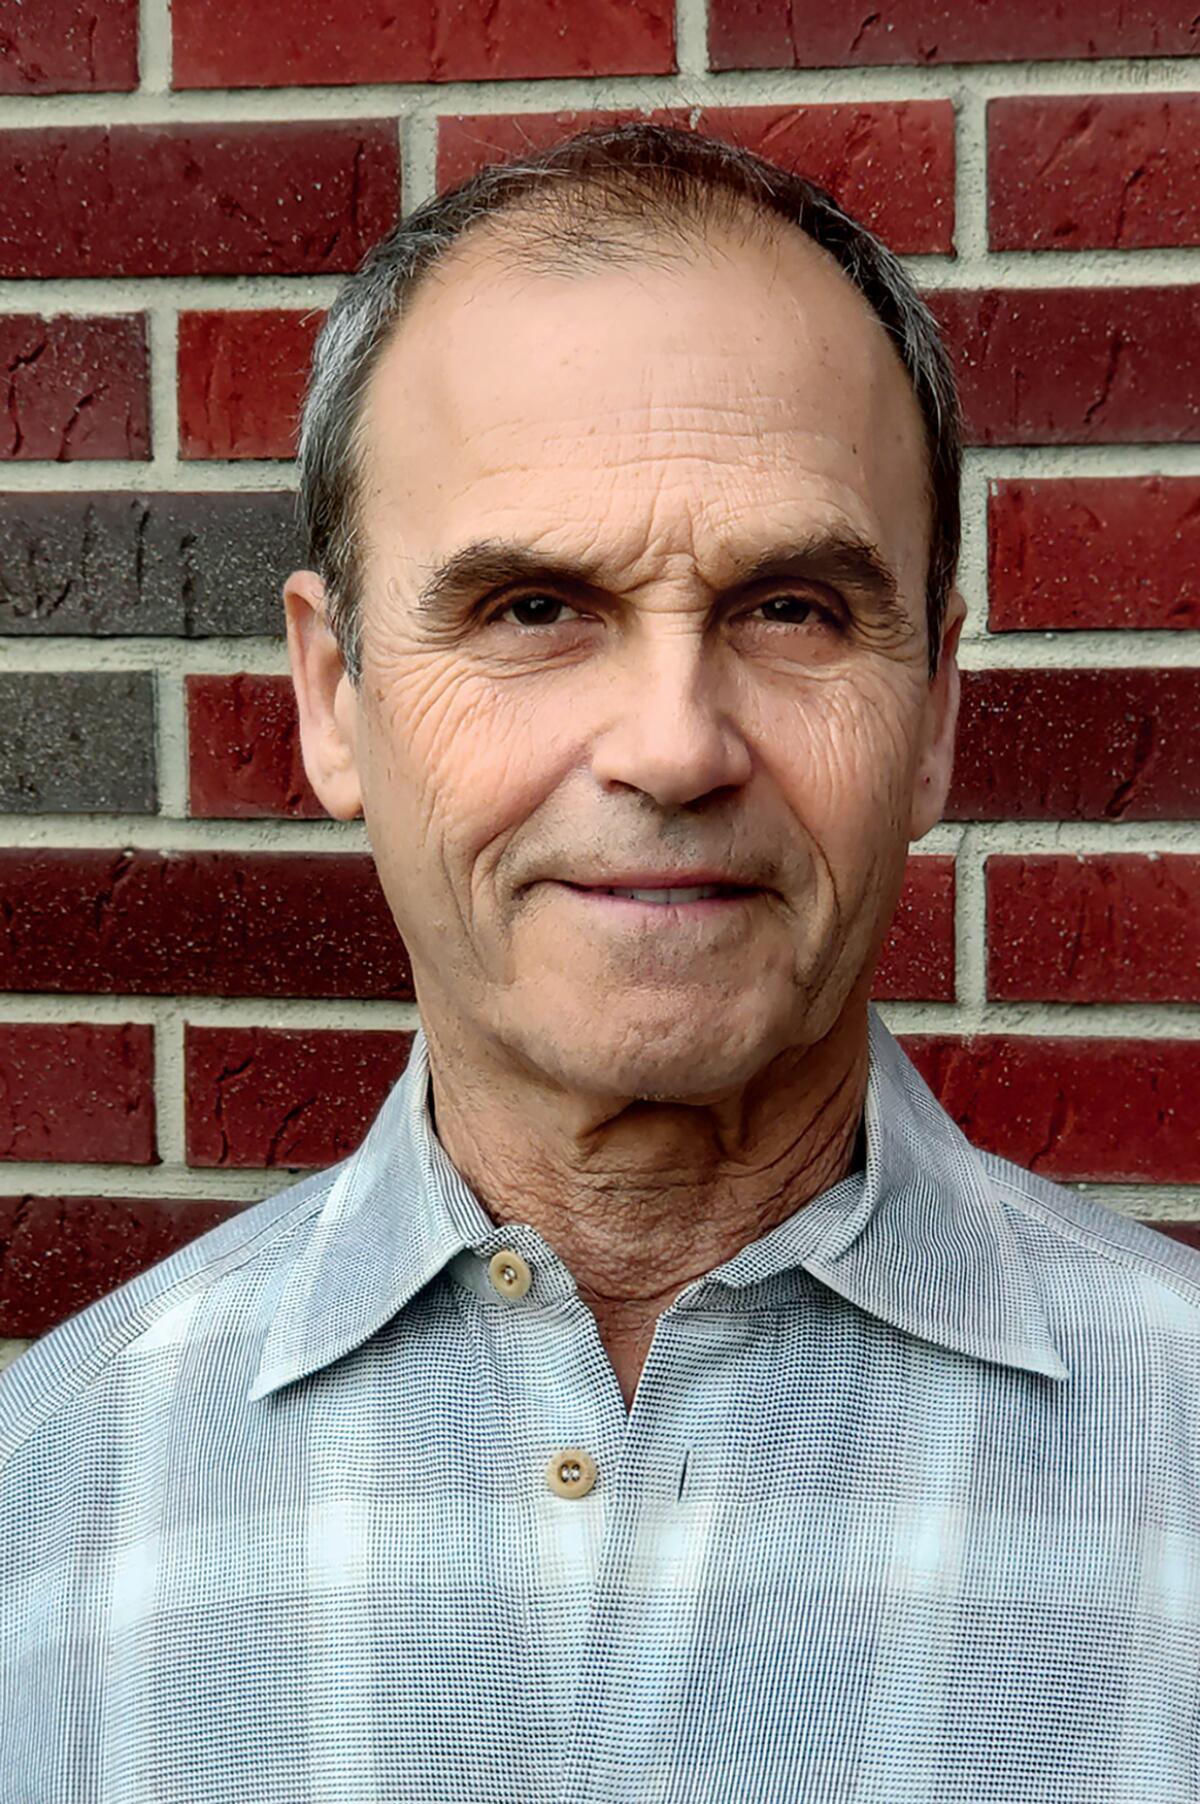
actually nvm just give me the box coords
[873,857,955,1001]
[948,669,1200,821]
[0,1025,155,1164]
[0,124,398,280]
[988,477,1200,631]
[186,1027,413,1168]
[0,0,137,92]
[988,96,1200,252]
[709,0,1199,69]
[903,1033,1200,1184]
[177,311,321,461]
[1158,1224,1200,1254]
[439,101,955,254]
[987,855,1200,1003]
[0,314,149,462]
[926,289,1200,445]
[173,0,674,88]
[0,1196,242,1337]
[188,675,323,820]
[0,851,413,1000]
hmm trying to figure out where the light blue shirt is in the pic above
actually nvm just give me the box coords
[2,1007,1199,1803]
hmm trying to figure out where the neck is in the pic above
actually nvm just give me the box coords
[422,1004,871,1406]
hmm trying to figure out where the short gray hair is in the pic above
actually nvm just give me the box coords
[297,120,962,684]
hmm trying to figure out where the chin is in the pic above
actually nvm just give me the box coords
[516,1009,783,1104]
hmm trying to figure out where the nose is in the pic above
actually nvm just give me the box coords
[587,629,753,808]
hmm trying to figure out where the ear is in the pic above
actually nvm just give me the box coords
[283,569,363,820]
[908,588,966,842]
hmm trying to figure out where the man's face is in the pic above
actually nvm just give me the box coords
[291,221,962,1103]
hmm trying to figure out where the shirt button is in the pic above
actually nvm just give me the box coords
[546,1449,598,1499]
[487,1248,532,1300]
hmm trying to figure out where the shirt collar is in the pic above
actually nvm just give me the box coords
[248,1006,1069,1403]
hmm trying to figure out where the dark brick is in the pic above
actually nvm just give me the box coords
[0,124,399,279]
[178,311,321,460]
[185,1026,413,1167]
[0,851,414,999]
[988,477,1200,631]
[188,675,323,819]
[903,1033,1200,1184]
[0,492,298,637]
[0,314,150,462]
[987,855,1200,1003]
[948,669,1200,821]
[0,1195,243,1337]
[709,0,1199,69]
[0,673,156,814]
[0,1024,155,1163]
[874,856,955,1001]
[173,0,674,88]
[927,288,1200,445]
[439,100,956,253]
[989,96,1200,252]
[0,0,138,92]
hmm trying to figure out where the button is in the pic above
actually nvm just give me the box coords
[487,1248,532,1300]
[546,1449,598,1499]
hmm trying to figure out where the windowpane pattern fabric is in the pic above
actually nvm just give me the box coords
[3,1007,1200,1803]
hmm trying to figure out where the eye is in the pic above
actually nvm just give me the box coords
[752,594,834,627]
[490,594,584,629]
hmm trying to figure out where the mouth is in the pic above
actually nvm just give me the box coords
[553,880,761,911]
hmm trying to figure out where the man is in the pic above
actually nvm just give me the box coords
[2,122,1198,1804]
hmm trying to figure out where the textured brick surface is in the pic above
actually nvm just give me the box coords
[948,669,1200,821]
[0,314,149,462]
[0,672,156,814]
[987,855,1200,1003]
[173,0,675,89]
[0,491,299,637]
[185,1026,413,1167]
[439,101,956,253]
[178,311,322,460]
[188,674,323,819]
[927,289,1200,445]
[903,1035,1200,1184]
[709,0,1200,69]
[0,1025,155,1164]
[0,0,138,92]
[988,96,1200,252]
[988,477,1200,631]
[0,851,414,999]
[0,1196,241,1337]
[0,124,399,279]
[873,857,955,1001]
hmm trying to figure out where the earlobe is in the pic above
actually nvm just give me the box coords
[908,590,966,842]
[283,569,363,821]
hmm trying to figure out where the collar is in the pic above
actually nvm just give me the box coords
[248,1007,1069,1402]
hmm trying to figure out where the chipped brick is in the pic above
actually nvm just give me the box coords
[0,0,137,92]
[903,1034,1200,1184]
[178,311,321,460]
[0,314,149,462]
[185,1026,413,1167]
[0,491,299,637]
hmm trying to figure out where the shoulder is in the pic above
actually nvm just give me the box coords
[0,1163,342,1472]
[980,1144,1200,1325]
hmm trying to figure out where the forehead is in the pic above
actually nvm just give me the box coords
[358,220,930,593]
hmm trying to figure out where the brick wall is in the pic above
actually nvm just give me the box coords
[1,0,1198,1366]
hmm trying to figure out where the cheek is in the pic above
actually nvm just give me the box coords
[363,654,570,863]
[768,676,922,840]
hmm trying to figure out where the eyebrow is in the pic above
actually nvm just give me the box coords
[410,527,911,632]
